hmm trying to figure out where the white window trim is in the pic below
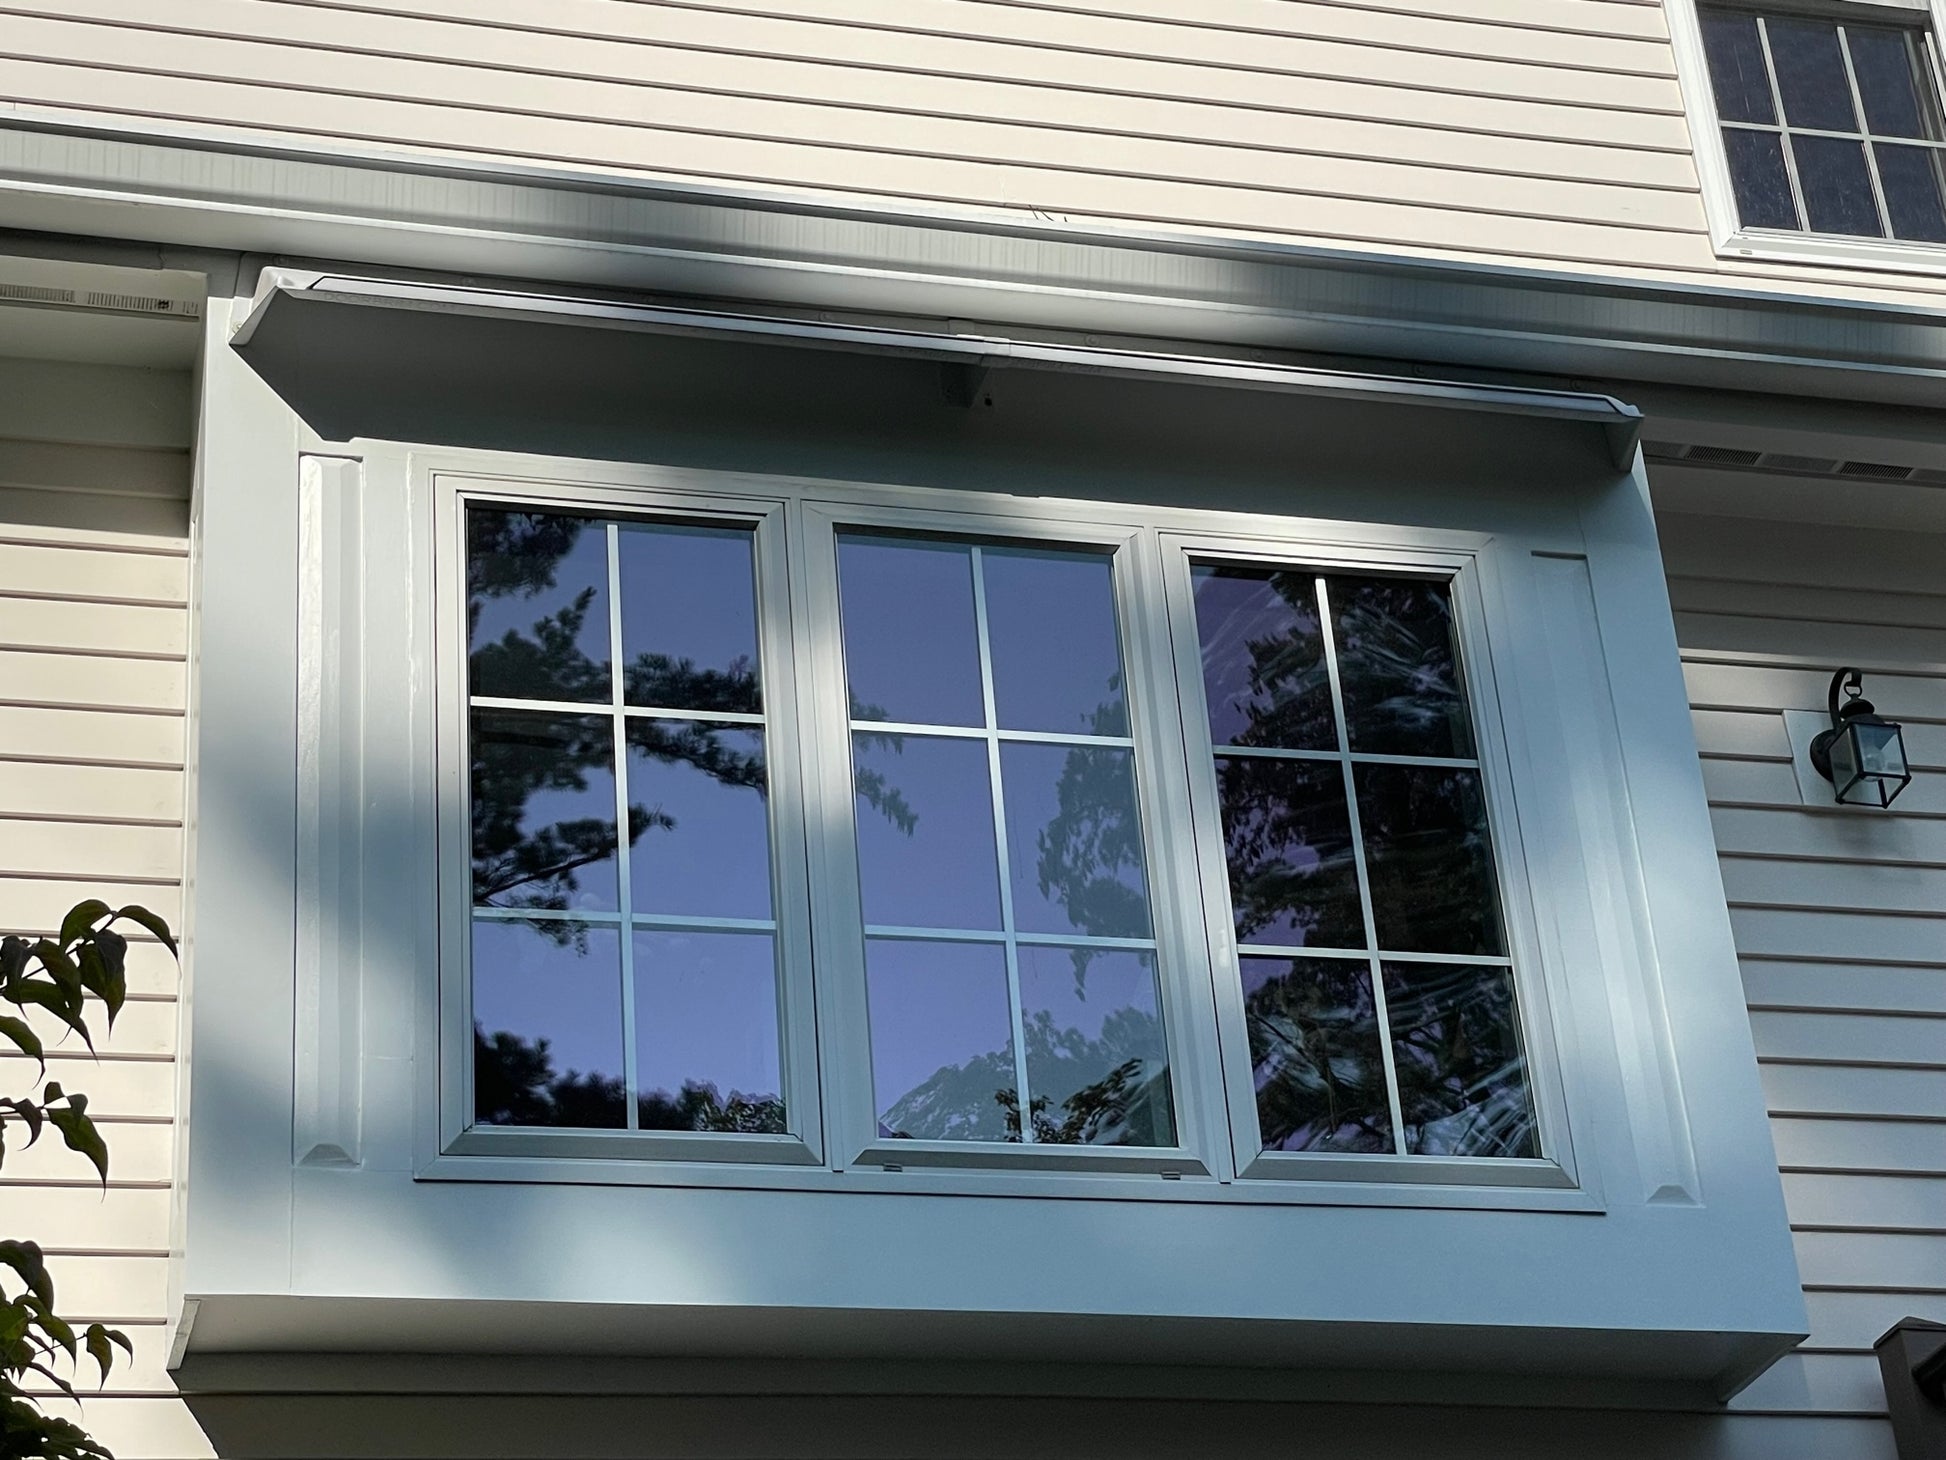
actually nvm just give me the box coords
[1668,0,1946,273]
[416,458,1596,1212]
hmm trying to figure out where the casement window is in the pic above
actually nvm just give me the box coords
[443,476,1559,1191]
[1681,0,1946,258]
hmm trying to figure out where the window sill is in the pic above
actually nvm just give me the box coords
[1717,225,1946,276]
[416,1146,1602,1213]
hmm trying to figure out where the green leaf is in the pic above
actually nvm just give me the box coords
[46,1096,108,1185]
[31,941,84,1014]
[74,944,124,1032]
[81,1324,126,1387]
[0,1241,53,1307]
[11,974,91,1055]
[110,904,177,958]
[0,1098,43,1151]
[57,902,110,952]
[25,1359,78,1403]
[24,1295,76,1359]
[0,935,27,990]
[0,1015,42,1066]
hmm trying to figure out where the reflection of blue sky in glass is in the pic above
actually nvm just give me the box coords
[868,938,1016,1142]
[473,918,625,1091]
[839,537,982,725]
[1000,742,1152,940]
[619,524,762,711]
[1019,946,1173,1146]
[634,928,782,1115]
[467,510,611,700]
[984,548,1127,735]
[853,734,1001,930]
[626,723,771,920]
[471,710,619,913]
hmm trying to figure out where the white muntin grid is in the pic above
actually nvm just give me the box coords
[468,515,783,1134]
[1713,5,1946,238]
[1197,567,1528,1161]
[842,536,1166,1146]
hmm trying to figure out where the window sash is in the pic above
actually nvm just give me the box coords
[433,470,1579,1192]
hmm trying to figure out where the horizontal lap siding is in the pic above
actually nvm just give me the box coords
[0,0,1725,276]
[1662,509,1946,1440]
[0,455,204,1455]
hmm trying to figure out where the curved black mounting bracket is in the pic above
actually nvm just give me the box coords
[1809,666,1869,783]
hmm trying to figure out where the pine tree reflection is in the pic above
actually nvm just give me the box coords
[473,1025,786,1133]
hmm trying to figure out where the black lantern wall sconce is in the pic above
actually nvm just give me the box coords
[1810,668,1912,809]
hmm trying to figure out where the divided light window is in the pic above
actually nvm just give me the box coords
[453,488,1547,1185]
[1700,4,1946,241]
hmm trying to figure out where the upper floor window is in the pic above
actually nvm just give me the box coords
[443,477,1562,1194]
[1699,4,1946,242]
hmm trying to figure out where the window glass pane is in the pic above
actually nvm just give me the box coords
[1769,17,1860,132]
[1382,962,1537,1159]
[1019,946,1173,1147]
[1001,742,1153,940]
[1243,955,1392,1155]
[471,709,619,914]
[1724,128,1802,230]
[1701,8,1777,124]
[472,917,626,1129]
[634,928,784,1133]
[839,537,983,726]
[1793,134,1886,236]
[1191,564,1335,751]
[1328,575,1474,759]
[1215,755,1364,950]
[1355,765,1505,957]
[618,524,761,714]
[984,548,1128,736]
[1876,142,1946,241]
[1847,26,1943,141]
[467,508,611,702]
[625,721,771,921]
[853,733,1002,930]
[867,938,1018,1142]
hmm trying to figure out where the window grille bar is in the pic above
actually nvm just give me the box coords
[1756,16,1814,229]
[1314,576,1410,1157]
[969,545,1038,1144]
[606,523,643,1133]
[846,718,1133,748]
[1838,23,1898,235]
[1211,744,1483,771]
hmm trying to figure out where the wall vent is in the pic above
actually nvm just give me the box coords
[81,291,200,318]
[1644,439,1943,484]
[0,283,74,306]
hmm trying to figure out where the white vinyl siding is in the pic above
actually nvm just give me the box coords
[0,1,1718,277]
[1661,506,1946,1447]
[0,413,205,1456]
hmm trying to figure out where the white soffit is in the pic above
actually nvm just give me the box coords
[233,270,1645,468]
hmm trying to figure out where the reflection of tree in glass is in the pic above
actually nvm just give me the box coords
[1355,766,1503,957]
[1218,757,1363,949]
[1328,576,1471,758]
[1384,965,1536,1158]
[1194,568,1335,750]
[878,1005,1170,1147]
[473,1025,785,1134]
[1244,961,1391,1153]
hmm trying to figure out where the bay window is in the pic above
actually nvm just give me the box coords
[441,474,1561,1193]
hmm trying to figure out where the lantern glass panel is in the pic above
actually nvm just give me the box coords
[1856,720,1908,779]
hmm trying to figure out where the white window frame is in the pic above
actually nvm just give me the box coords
[1668,0,1946,273]
[423,461,1591,1209]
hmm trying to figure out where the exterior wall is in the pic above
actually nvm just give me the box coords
[4,0,1946,310]
[1659,503,1946,1453]
[0,362,209,1457]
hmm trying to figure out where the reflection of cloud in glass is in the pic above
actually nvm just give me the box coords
[868,939,1017,1142]
[635,928,784,1133]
